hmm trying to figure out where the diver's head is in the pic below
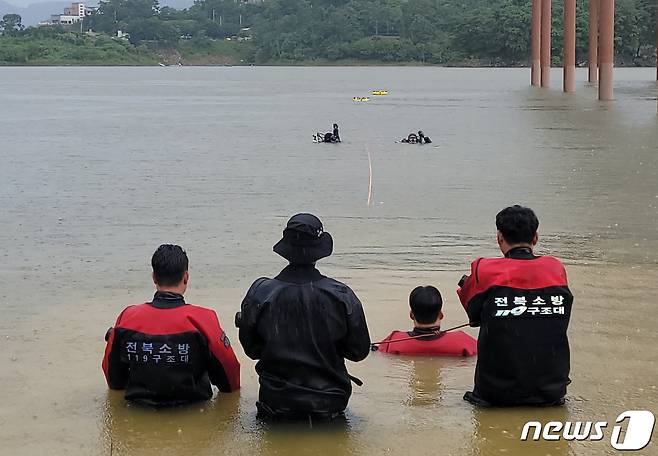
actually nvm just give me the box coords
[333,124,338,129]
[495,205,539,255]
[409,285,443,327]
[418,130,424,136]
[151,244,189,295]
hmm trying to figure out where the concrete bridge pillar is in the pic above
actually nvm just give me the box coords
[564,0,576,92]
[598,0,614,100]
[588,0,599,83]
[541,0,552,87]
[531,0,541,86]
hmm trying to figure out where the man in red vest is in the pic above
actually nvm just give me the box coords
[375,286,477,356]
[102,244,240,406]
[457,205,572,406]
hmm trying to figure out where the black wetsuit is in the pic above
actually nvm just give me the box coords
[238,264,370,419]
[405,133,418,143]
[457,247,573,406]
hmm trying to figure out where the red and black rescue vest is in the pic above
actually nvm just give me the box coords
[377,329,477,356]
[102,291,240,405]
[457,248,572,406]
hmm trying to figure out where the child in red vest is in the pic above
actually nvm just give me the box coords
[376,286,477,356]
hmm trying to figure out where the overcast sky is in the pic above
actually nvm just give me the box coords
[4,0,52,7]
[1,0,92,8]
[3,0,189,9]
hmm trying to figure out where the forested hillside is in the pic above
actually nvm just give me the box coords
[1,0,656,65]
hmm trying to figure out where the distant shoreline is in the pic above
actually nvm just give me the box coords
[2,61,656,68]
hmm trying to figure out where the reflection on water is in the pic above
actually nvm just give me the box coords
[335,231,621,271]
[256,422,353,456]
[403,357,445,407]
[102,388,357,456]
[471,407,571,456]
[101,390,240,455]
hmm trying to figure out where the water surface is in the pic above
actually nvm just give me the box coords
[0,66,657,455]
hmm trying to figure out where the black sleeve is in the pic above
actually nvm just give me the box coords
[465,293,486,327]
[237,279,268,360]
[458,269,485,328]
[102,327,129,389]
[339,289,371,362]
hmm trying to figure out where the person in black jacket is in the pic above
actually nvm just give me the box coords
[457,206,573,407]
[332,123,341,142]
[237,213,371,422]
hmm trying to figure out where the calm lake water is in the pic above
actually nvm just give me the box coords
[0,67,657,455]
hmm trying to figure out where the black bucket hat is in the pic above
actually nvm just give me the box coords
[273,213,333,264]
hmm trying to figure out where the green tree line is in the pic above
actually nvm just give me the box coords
[2,0,657,65]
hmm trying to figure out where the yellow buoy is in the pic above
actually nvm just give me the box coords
[353,97,370,102]
[372,90,389,96]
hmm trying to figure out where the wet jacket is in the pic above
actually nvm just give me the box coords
[457,247,572,406]
[102,291,240,406]
[377,327,477,356]
[238,264,371,414]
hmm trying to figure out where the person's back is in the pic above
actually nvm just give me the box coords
[333,123,341,142]
[238,214,370,420]
[102,244,240,406]
[457,206,572,406]
[375,286,477,357]
[241,266,369,414]
[377,329,476,356]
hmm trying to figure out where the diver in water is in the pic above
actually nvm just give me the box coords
[418,131,432,144]
[401,133,419,144]
[314,123,341,143]
[332,124,341,142]
[401,131,432,144]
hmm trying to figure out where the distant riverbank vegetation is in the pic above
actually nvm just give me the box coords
[1,0,656,66]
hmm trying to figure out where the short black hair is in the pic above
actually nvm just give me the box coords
[151,244,188,286]
[496,205,539,244]
[409,286,443,324]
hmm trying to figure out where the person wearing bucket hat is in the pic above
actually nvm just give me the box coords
[237,213,371,422]
[272,213,334,264]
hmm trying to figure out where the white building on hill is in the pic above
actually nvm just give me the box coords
[43,2,93,25]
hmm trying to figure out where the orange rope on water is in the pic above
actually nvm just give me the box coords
[367,147,373,207]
